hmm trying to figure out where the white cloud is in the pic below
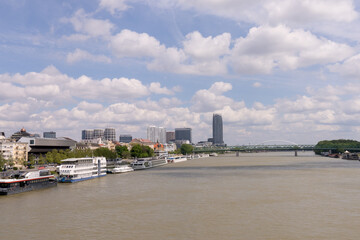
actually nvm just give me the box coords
[66,48,112,63]
[253,82,262,88]
[64,9,114,37]
[230,25,354,74]
[183,31,231,60]
[328,53,360,79]
[149,82,174,95]
[99,0,130,14]
[110,29,164,58]
[157,0,358,26]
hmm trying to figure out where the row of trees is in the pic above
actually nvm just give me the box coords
[314,139,360,154]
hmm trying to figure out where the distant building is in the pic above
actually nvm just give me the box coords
[0,132,5,137]
[10,128,39,142]
[119,134,132,143]
[130,138,155,149]
[18,137,77,156]
[213,114,224,145]
[175,128,192,143]
[43,131,56,138]
[104,128,116,142]
[93,129,104,140]
[166,131,175,143]
[82,129,94,140]
[147,126,166,144]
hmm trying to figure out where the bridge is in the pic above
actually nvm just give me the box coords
[193,140,360,154]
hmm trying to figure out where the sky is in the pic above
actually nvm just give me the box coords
[1,0,360,145]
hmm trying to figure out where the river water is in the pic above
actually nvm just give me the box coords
[2,152,360,240]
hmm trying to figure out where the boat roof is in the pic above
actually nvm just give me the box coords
[61,157,93,162]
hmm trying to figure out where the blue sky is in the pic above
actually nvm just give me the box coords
[1,0,360,145]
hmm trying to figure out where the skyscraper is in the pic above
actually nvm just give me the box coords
[175,128,192,143]
[212,114,224,145]
[147,126,166,143]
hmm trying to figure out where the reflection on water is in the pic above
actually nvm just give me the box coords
[2,152,360,240]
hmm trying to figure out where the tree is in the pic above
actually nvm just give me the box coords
[130,144,154,158]
[0,154,6,171]
[93,147,117,159]
[130,144,142,158]
[115,145,130,158]
[180,144,194,155]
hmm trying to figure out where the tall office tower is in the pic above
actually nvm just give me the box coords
[82,129,94,140]
[166,131,175,143]
[93,129,104,140]
[104,128,116,141]
[175,128,192,143]
[212,114,224,145]
[119,134,132,143]
[158,127,166,144]
[43,131,56,138]
[147,126,166,143]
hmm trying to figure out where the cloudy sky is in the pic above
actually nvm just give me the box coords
[1,0,360,145]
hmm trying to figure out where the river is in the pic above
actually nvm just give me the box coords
[1,152,360,240]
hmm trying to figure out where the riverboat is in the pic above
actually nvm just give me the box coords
[131,158,167,170]
[111,165,134,174]
[59,157,107,183]
[168,156,187,163]
[0,170,57,195]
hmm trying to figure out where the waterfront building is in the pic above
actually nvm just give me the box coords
[18,137,77,156]
[147,126,166,144]
[212,114,224,146]
[166,131,175,143]
[119,134,132,143]
[0,139,30,166]
[43,131,56,138]
[104,128,116,142]
[175,128,192,143]
[93,129,104,140]
[82,129,94,140]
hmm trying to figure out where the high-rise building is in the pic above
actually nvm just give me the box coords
[147,126,166,143]
[43,131,56,138]
[212,114,224,145]
[166,131,175,143]
[104,128,116,141]
[119,134,132,143]
[175,128,192,143]
[82,129,94,140]
[93,129,104,140]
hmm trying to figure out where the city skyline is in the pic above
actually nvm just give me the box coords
[1,1,360,145]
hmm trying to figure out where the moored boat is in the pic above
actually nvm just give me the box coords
[0,170,57,195]
[59,157,107,183]
[168,156,187,163]
[111,165,134,174]
[131,158,167,170]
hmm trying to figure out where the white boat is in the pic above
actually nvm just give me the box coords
[111,165,134,174]
[131,158,167,170]
[209,153,218,157]
[59,157,107,183]
[168,156,187,163]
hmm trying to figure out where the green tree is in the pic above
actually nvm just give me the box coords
[180,144,194,155]
[115,145,130,158]
[0,154,6,171]
[130,144,142,158]
[93,147,117,159]
[314,139,360,155]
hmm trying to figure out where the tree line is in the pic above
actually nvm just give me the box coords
[314,139,360,154]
